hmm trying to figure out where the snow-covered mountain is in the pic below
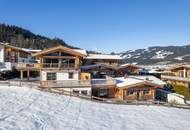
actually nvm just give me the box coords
[121,45,190,65]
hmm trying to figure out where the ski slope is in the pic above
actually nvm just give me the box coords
[0,86,190,130]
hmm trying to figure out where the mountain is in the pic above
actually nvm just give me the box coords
[121,45,190,65]
[0,23,76,49]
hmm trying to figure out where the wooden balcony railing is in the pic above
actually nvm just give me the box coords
[17,63,41,70]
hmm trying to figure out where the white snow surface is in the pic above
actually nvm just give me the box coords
[129,75,166,86]
[0,86,190,130]
[151,50,174,59]
[116,77,144,88]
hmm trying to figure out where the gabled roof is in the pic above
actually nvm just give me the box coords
[115,77,162,89]
[85,54,123,60]
[81,63,116,70]
[118,64,141,70]
[74,49,87,56]
[32,45,87,57]
[170,64,190,71]
[0,42,31,54]
[129,75,166,86]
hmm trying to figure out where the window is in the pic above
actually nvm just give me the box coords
[69,72,74,79]
[126,90,134,96]
[81,90,88,95]
[73,90,79,96]
[47,72,56,80]
[99,88,108,96]
[143,90,150,95]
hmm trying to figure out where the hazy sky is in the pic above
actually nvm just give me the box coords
[0,0,190,53]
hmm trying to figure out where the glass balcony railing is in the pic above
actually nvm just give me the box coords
[42,63,76,68]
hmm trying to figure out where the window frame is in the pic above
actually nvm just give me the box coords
[47,72,56,80]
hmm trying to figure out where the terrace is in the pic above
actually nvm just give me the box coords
[40,78,116,88]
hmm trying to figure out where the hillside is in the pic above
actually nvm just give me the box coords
[0,86,190,130]
[121,45,190,65]
[0,23,75,49]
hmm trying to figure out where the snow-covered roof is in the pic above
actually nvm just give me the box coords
[0,42,31,53]
[0,42,41,53]
[21,48,42,53]
[119,63,140,69]
[81,63,116,70]
[129,75,166,86]
[115,77,144,88]
[115,75,165,88]
[85,54,123,60]
[170,64,190,70]
[74,49,87,56]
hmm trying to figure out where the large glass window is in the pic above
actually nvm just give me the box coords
[61,59,75,68]
[126,90,134,96]
[69,72,74,79]
[47,72,56,80]
[143,89,150,95]
[99,88,108,96]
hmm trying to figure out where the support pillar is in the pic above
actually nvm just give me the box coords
[20,70,23,81]
[184,68,187,78]
[27,70,30,80]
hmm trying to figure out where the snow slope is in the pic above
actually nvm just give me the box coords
[0,86,190,130]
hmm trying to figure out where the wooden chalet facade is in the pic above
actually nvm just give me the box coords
[0,42,35,71]
[115,77,162,101]
[83,54,123,67]
[30,45,87,82]
[91,79,116,98]
[116,64,141,76]
[161,64,190,87]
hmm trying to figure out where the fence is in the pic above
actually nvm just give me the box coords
[0,80,40,89]
[0,80,190,109]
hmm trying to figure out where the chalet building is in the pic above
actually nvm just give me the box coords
[30,45,87,81]
[83,54,123,67]
[91,78,116,98]
[0,42,37,71]
[116,64,141,76]
[115,77,164,101]
[161,64,190,88]
[81,63,141,78]
[81,64,116,78]
[0,43,167,101]
[169,64,190,78]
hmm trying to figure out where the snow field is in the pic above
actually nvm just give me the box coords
[0,86,190,130]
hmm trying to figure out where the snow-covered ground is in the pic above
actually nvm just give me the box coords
[0,86,190,130]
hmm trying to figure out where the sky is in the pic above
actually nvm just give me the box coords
[0,0,190,53]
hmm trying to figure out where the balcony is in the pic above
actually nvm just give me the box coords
[91,79,116,87]
[161,75,190,82]
[17,63,41,70]
[40,79,116,88]
[42,63,76,69]
[41,80,92,88]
